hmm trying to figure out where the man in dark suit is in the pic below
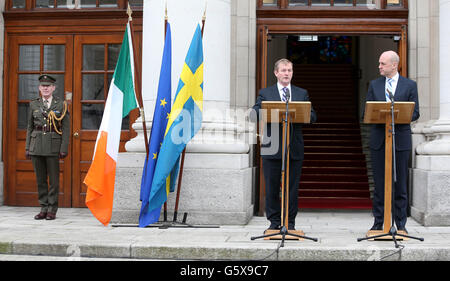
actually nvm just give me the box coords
[25,75,70,220]
[365,51,420,232]
[253,58,317,231]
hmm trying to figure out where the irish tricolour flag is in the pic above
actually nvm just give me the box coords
[84,22,138,226]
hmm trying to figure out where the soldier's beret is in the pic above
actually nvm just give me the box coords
[38,74,56,86]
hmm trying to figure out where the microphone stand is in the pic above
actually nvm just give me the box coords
[358,90,423,248]
[251,89,318,247]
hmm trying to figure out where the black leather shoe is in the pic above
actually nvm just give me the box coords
[34,212,47,220]
[267,222,281,230]
[370,223,383,231]
[398,227,408,234]
[264,223,280,234]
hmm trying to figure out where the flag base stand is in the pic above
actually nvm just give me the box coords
[111,212,220,229]
[158,211,220,229]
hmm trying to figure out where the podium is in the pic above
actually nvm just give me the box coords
[359,101,423,244]
[251,101,318,245]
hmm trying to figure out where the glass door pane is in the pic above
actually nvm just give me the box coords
[311,0,331,6]
[289,0,308,6]
[19,45,40,71]
[80,0,97,8]
[387,0,401,6]
[334,0,353,6]
[11,0,26,8]
[263,0,277,6]
[128,0,143,6]
[80,42,126,130]
[356,0,376,6]
[36,0,55,8]
[99,0,117,7]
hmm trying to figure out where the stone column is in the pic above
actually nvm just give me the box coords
[112,0,254,225]
[0,0,4,205]
[412,0,450,226]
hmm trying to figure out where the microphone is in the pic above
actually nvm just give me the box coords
[387,89,394,102]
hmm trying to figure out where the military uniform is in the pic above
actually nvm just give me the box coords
[25,75,70,220]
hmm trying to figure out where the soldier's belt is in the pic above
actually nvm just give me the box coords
[34,125,61,133]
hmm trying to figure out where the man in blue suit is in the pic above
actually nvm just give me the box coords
[253,58,317,232]
[365,51,420,233]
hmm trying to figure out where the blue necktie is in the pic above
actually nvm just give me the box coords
[282,87,288,102]
[386,78,393,101]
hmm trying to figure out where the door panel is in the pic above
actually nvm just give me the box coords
[6,35,73,207]
[71,34,137,208]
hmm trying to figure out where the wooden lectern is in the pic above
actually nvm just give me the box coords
[363,101,414,240]
[251,101,318,243]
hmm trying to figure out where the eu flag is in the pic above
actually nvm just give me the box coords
[147,24,204,214]
[139,22,172,227]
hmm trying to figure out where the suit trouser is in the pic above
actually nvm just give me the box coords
[371,148,410,228]
[31,155,60,213]
[263,158,303,226]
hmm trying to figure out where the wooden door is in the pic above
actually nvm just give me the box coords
[71,34,138,207]
[4,32,140,208]
[5,35,73,207]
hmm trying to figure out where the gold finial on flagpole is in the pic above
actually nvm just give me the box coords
[203,0,207,21]
[127,2,133,22]
[201,0,207,36]
[165,0,168,21]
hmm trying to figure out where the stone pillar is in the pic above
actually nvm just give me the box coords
[0,0,4,205]
[112,0,254,225]
[412,0,450,226]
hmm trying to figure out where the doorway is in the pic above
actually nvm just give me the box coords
[258,32,401,210]
[3,33,139,207]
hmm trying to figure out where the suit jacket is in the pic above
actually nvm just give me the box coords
[365,75,420,151]
[253,84,317,160]
[26,95,70,156]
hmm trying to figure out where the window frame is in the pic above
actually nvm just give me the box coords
[7,0,144,10]
[257,0,408,10]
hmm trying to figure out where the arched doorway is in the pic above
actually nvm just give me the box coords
[255,0,409,214]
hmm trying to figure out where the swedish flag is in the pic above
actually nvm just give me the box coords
[148,24,203,214]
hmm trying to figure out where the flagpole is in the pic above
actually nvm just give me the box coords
[127,2,150,156]
[172,2,207,223]
[163,1,169,223]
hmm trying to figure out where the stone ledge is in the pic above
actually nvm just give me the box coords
[6,240,450,261]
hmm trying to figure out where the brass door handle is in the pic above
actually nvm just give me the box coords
[73,132,79,138]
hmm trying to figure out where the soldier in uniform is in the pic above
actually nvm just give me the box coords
[25,74,70,220]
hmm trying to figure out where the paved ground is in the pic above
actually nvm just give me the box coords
[0,206,450,261]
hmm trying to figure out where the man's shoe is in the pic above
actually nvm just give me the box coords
[370,223,383,231]
[45,213,56,220]
[34,212,47,220]
[269,222,281,230]
[398,227,408,234]
[264,222,281,233]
